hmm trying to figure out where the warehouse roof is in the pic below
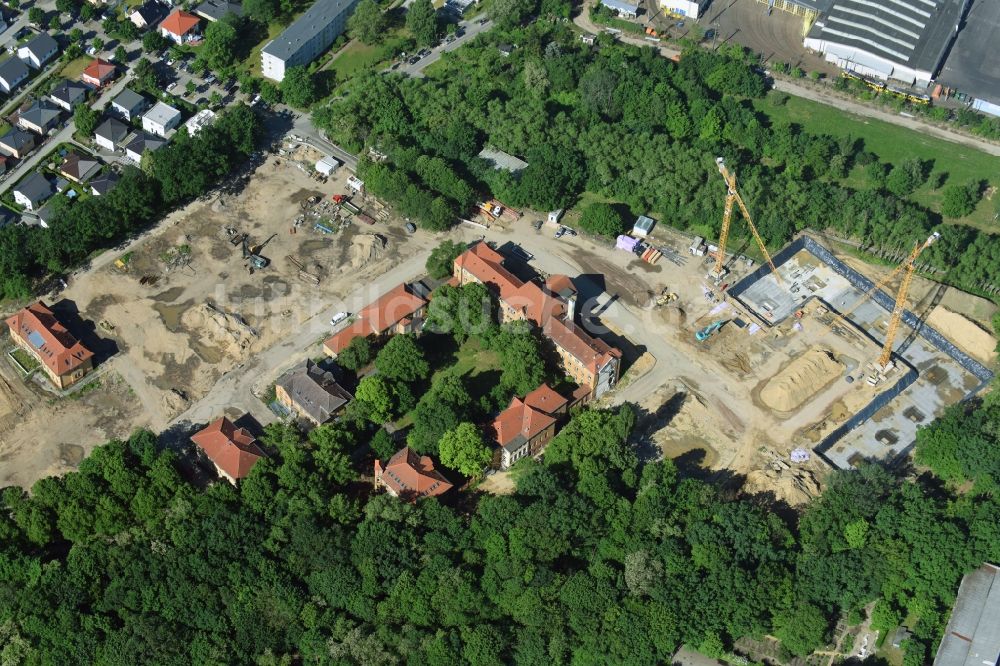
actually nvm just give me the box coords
[934,563,1000,666]
[262,0,358,61]
[807,0,964,75]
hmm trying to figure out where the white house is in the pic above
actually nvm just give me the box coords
[261,0,359,82]
[184,108,215,135]
[141,101,181,137]
[94,117,130,151]
[13,172,54,212]
[17,33,58,69]
[0,57,29,94]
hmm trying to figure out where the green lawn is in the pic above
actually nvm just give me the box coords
[327,41,384,80]
[755,92,1000,233]
[9,347,40,373]
[59,56,93,81]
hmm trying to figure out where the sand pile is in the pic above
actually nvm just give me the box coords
[180,303,258,357]
[760,348,843,412]
[926,306,996,364]
[744,467,821,506]
[350,234,386,268]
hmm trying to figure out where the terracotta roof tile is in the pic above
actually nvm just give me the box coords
[493,397,556,450]
[160,9,201,36]
[82,58,116,81]
[5,301,93,377]
[190,416,264,480]
[523,383,568,415]
[377,446,452,500]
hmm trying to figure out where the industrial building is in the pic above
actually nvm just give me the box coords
[600,0,638,18]
[261,0,361,82]
[658,0,707,19]
[802,0,967,87]
[934,563,1000,666]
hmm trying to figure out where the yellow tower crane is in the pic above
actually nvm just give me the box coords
[874,231,940,375]
[711,157,780,283]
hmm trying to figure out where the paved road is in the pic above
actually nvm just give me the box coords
[0,74,133,198]
[288,113,359,170]
[400,17,494,78]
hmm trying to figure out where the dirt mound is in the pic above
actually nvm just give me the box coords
[760,347,843,412]
[350,234,387,268]
[926,306,996,365]
[180,303,258,358]
[744,466,821,506]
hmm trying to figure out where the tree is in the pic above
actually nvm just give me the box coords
[259,80,281,104]
[425,282,493,342]
[578,202,625,237]
[185,80,197,96]
[142,31,168,54]
[209,91,223,108]
[133,58,160,93]
[774,602,828,657]
[79,2,93,20]
[425,240,464,280]
[438,422,491,477]
[27,7,43,24]
[407,373,472,454]
[92,37,104,52]
[354,375,397,423]
[347,0,385,44]
[202,14,240,71]
[114,46,127,63]
[369,428,397,461]
[374,334,429,382]
[489,321,545,396]
[74,104,100,136]
[489,0,536,28]
[244,0,280,22]
[941,180,982,218]
[336,335,372,371]
[885,158,926,197]
[407,0,438,47]
[47,15,60,29]
[69,28,83,44]
[280,66,318,108]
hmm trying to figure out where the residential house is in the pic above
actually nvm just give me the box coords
[141,101,181,137]
[0,128,35,158]
[323,283,428,357]
[261,0,359,81]
[13,172,54,211]
[17,33,58,69]
[0,207,17,228]
[159,10,201,44]
[48,79,88,111]
[5,301,94,389]
[36,200,58,228]
[275,359,353,426]
[492,395,559,469]
[194,0,242,22]
[453,242,621,400]
[374,447,453,501]
[93,117,130,151]
[81,59,116,87]
[124,132,165,163]
[17,100,61,135]
[0,56,29,93]
[184,108,215,135]
[934,562,1000,666]
[129,1,164,29]
[524,382,570,417]
[190,416,265,484]
[89,171,119,196]
[111,88,150,121]
[59,152,101,183]
[0,155,8,175]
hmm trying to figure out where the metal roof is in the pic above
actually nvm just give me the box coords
[601,0,639,14]
[807,0,964,74]
[934,563,1000,666]
[262,0,359,61]
[478,147,528,173]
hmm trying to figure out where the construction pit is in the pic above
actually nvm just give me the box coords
[0,149,440,489]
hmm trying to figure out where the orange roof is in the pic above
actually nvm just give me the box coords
[82,59,116,81]
[160,10,200,36]
[323,318,371,356]
[544,317,621,375]
[493,397,556,449]
[454,241,524,302]
[359,283,426,333]
[190,417,264,480]
[545,274,576,297]
[376,447,452,500]
[5,301,93,377]
[524,383,568,415]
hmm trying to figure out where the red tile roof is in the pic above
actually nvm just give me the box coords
[455,241,525,302]
[544,317,621,375]
[493,396,556,448]
[323,284,426,356]
[545,274,576,297]
[160,9,200,36]
[5,301,93,377]
[376,447,452,500]
[524,383,568,415]
[190,417,264,481]
[82,58,116,82]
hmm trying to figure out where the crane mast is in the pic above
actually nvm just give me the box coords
[876,232,939,372]
[711,158,780,284]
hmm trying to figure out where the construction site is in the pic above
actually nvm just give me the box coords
[0,143,441,489]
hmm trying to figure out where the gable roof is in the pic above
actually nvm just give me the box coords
[82,58,116,81]
[160,9,201,36]
[60,152,100,181]
[130,0,163,24]
[194,0,242,21]
[524,383,569,415]
[276,359,352,423]
[5,301,93,377]
[112,88,147,111]
[49,79,88,104]
[358,283,427,334]
[0,56,28,83]
[493,396,556,452]
[261,0,355,61]
[190,416,265,480]
[455,241,525,302]
[95,117,129,142]
[14,171,53,202]
[324,318,372,356]
[544,317,621,375]
[20,32,57,59]
[378,447,452,500]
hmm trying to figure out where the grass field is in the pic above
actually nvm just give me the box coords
[327,41,385,80]
[59,56,93,81]
[756,92,1000,233]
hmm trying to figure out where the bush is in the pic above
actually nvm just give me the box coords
[940,180,982,218]
[578,202,626,237]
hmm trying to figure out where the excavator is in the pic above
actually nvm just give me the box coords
[243,233,277,271]
[695,320,726,341]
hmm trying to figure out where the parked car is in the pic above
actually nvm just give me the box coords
[204,74,217,84]
[405,222,416,233]
[330,312,350,326]
[555,227,565,239]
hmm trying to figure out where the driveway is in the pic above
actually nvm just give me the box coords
[399,17,495,78]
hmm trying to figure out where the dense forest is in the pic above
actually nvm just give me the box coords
[314,21,1000,299]
[1,400,997,664]
[0,106,262,300]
